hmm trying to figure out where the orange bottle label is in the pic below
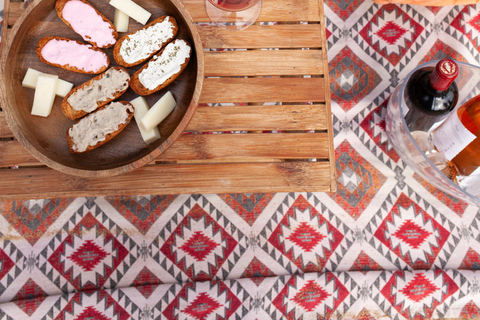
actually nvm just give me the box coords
[432,109,476,161]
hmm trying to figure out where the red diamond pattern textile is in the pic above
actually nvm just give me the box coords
[68,239,110,272]
[180,231,220,262]
[54,291,131,320]
[11,279,47,316]
[392,219,432,250]
[461,300,480,318]
[358,4,424,66]
[268,195,344,272]
[0,249,14,281]
[460,248,480,269]
[350,251,382,273]
[47,212,129,291]
[160,203,238,281]
[163,281,241,320]
[105,195,177,235]
[74,306,111,320]
[286,222,326,252]
[242,257,276,286]
[399,273,439,302]
[4,0,480,319]
[374,193,451,269]
[272,273,349,319]
[219,193,274,226]
[375,21,408,45]
[182,292,222,320]
[133,267,162,298]
[291,280,331,312]
[381,270,458,319]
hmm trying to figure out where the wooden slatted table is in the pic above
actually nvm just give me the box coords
[0,0,335,200]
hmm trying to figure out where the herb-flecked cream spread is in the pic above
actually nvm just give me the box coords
[119,16,176,64]
[138,39,191,90]
[67,68,130,113]
[68,102,133,153]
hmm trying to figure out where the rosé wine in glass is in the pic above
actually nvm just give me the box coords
[208,0,261,11]
[205,0,262,30]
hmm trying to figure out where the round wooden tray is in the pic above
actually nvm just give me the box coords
[0,0,204,177]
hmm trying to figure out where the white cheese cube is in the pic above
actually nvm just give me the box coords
[55,79,74,97]
[140,91,176,132]
[22,68,43,89]
[109,0,151,25]
[130,96,161,144]
[31,74,58,117]
[22,68,73,97]
[114,8,129,32]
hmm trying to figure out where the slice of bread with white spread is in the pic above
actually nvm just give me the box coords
[66,101,134,153]
[113,15,178,67]
[130,39,191,96]
[62,66,131,120]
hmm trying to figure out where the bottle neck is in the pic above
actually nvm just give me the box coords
[429,59,458,91]
[422,70,447,96]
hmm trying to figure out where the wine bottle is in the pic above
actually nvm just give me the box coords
[404,58,459,132]
[431,95,480,177]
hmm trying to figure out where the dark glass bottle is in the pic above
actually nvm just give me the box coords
[404,58,459,132]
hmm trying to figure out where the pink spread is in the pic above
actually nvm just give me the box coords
[62,0,116,48]
[41,39,108,73]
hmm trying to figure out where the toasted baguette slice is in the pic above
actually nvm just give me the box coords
[55,0,117,48]
[113,15,178,67]
[67,101,134,153]
[62,67,131,120]
[130,39,191,96]
[37,36,109,74]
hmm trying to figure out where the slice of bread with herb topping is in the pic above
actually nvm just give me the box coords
[130,39,191,96]
[113,15,178,67]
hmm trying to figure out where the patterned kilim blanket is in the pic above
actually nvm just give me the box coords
[3,1,480,319]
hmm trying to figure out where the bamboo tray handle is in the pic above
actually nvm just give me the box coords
[371,0,480,5]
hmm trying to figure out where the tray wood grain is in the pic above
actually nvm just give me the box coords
[0,0,204,177]
[0,0,336,200]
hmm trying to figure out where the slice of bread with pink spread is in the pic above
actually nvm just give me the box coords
[55,0,117,48]
[37,36,110,74]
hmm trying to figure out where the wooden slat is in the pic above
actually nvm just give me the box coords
[187,104,327,132]
[159,133,329,161]
[204,50,324,77]
[7,0,321,26]
[0,140,38,167]
[1,104,327,138]
[0,162,332,200]
[0,132,329,167]
[199,24,324,49]
[184,0,321,22]
[16,46,324,81]
[0,113,11,138]
[8,6,324,49]
[200,77,325,104]
[14,43,324,77]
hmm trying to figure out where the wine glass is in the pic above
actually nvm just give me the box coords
[205,0,262,31]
